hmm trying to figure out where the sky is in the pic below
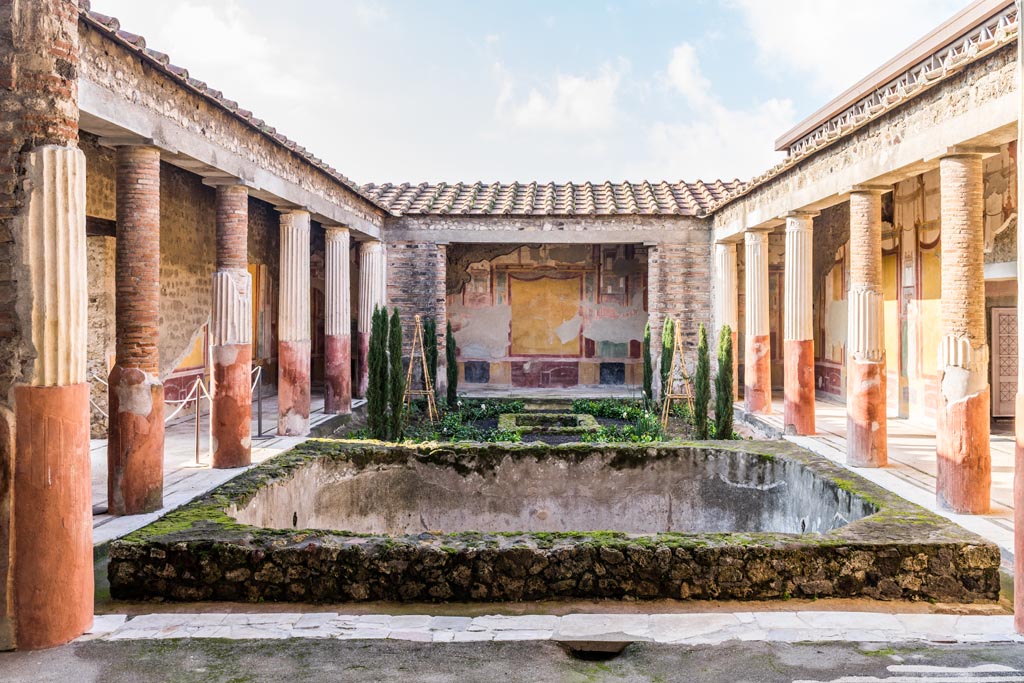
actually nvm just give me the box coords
[92,0,971,185]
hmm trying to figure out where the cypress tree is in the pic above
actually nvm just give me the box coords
[388,308,405,440]
[714,324,734,440]
[642,322,653,405]
[446,321,458,406]
[366,305,388,440]
[693,323,710,439]
[660,317,674,399]
[424,316,438,394]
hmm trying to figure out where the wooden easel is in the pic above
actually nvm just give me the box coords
[403,314,439,422]
[660,319,694,429]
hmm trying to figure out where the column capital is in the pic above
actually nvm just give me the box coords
[931,145,1001,161]
[846,184,890,195]
[276,205,310,216]
[784,209,819,220]
[202,176,253,189]
[99,135,161,150]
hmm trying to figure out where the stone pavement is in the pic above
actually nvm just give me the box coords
[737,397,1017,571]
[78,611,1024,645]
[4,637,1023,683]
[90,389,362,546]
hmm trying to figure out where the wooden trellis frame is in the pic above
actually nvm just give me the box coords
[403,314,440,422]
[660,319,694,429]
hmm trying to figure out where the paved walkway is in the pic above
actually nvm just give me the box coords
[738,397,1016,571]
[90,389,363,546]
[79,611,1023,645]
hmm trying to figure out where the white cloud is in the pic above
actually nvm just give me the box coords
[647,42,795,181]
[498,62,625,132]
[733,0,970,97]
[666,43,711,107]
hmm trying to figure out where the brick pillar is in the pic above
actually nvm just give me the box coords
[277,209,311,435]
[210,183,252,468]
[744,229,771,414]
[1015,6,1024,633]
[647,244,663,399]
[324,226,351,415]
[107,145,164,515]
[937,154,990,513]
[783,211,818,435]
[847,187,888,467]
[356,240,386,397]
[714,242,739,399]
[0,0,93,650]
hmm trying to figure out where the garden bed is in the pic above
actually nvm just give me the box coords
[108,439,1000,605]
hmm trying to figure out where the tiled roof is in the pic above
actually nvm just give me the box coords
[361,180,743,217]
[77,1,385,213]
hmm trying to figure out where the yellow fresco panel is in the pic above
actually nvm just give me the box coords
[919,247,942,375]
[882,255,899,370]
[510,276,581,356]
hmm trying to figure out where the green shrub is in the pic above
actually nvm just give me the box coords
[366,306,389,440]
[387,309,405,441]
[424,316,438,394]
[571,398,647,421]
[446,321,458,406]
[693,323,710,439]
[642,322,653,405]
[714,324,734,440]
[660,317,674,400]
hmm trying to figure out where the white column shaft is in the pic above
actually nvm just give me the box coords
[714,242,738,334]
[325,227,351,338]
[784,214,815,342]
[211,271,252,346]
[278,210,311,343]
[358,240,386,333]
[744,230,770,338]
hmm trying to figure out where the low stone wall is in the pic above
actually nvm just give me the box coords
[108,440,1001,605]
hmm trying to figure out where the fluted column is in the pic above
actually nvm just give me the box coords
[1014,9,1024,634]
[783,211,818,434]
[714,242,739,399]
[108,144,164,514]
[847,187,888,467]
[937,154,990,513]
[324,226,352,415]
[356,240,386,397]
[277,209,311,436]
[209,183,252,468]
[744,229,772,413]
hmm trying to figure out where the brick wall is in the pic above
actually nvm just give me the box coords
[649,242,714,362]
[386,241,446,359]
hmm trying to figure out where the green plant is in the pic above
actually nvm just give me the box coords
[366,305,389,440]
[693,323,710,439]
[714,324,734,440]
[642,321,653,405]
[571,398,647,421]
[388,308,405,441]
[446,321,458,406]
[660,317,674,400]
[424,316,438,394]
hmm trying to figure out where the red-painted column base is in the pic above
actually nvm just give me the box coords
[13,384,93,650]
[936,386,991,514]
[324,334,352,415]
[356,331,369,398]
[744,333,771,414]
[846,359,887,467]
[784,339,815,435]
[278,339,311,436]
[1014,392,1024,635]
[107,365,164,515]
[212,343,252,469]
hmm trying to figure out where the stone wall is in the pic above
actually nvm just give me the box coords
[649,241,713,380]
[87,236,115,436]
[386,241,446,362]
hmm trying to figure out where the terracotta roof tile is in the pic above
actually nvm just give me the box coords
[360,179,744,217]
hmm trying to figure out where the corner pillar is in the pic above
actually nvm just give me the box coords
[783,211,818,434]
[209,182,252,467]
[1014,4,1024,633]
[324,226,352,415]
[744,229,772,413]
[356,240,386,397]
[277,209,311,435]
[937,154,990,513]
[847,187,888,467]
[107,144,164,514]
[434,243,448,394]
[714,242,739,400]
